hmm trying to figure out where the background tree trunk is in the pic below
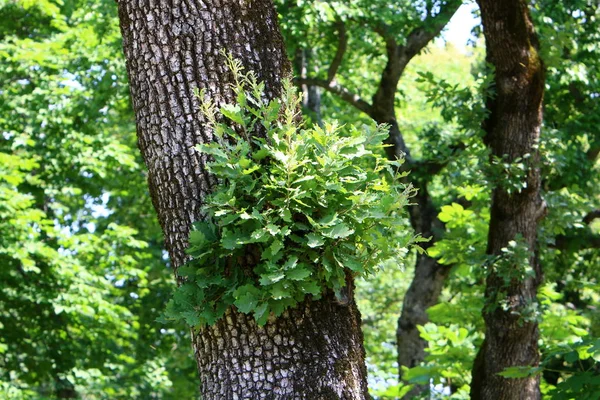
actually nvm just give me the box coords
[471,1,545,399]
[117,0,369,398]
[396,187,449,394]
[294,48,323,126]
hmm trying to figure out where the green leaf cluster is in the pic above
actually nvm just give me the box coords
[401,323,476,397]
[162,58,416,327]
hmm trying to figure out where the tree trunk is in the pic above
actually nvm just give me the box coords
[471,1,545,399]
[371,72,450,398]
[117,1,369,398]
[294,48,323,126]
[396,182,449,398]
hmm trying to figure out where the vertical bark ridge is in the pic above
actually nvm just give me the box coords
[194,293,368,398]
[117,0,369,397]
[471,1,545,399]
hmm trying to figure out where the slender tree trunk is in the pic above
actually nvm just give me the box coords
[117,1,369,398]
[396,185,450,398]
[294,48,322,126]
[395,178,449,397]
[471,1,545,399]
[370,61,451,397]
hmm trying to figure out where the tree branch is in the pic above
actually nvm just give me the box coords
[583,209,600,225]
[294,16,368,117]
[372,22,398,56]
[370,1,461,157]
[404,0,462,58]
[294,77,373,116]
[551,210,600,251]
[327,19,348,83]
[411,140,467,179]
[586,144,600,161]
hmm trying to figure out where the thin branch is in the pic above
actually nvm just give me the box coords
[404,0,462,58]
[412,141,467,178]
[293,77,373,116]
[425,0,434,18]
[551,210,600,251]
[587,144,600,161]
[327,19,348,83]
[583,209,600,225]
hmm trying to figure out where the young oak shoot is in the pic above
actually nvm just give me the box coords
[160,55,419,327]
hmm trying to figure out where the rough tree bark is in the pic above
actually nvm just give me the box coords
[117,1,369,398]
[470,1,545,399]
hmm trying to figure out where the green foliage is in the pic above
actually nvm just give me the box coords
[402,323,476,397]
[161,58,416,327]
[0,0,199,397]
[355,255,412,396]
[543,336,600,399]
[429,201,488,266]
